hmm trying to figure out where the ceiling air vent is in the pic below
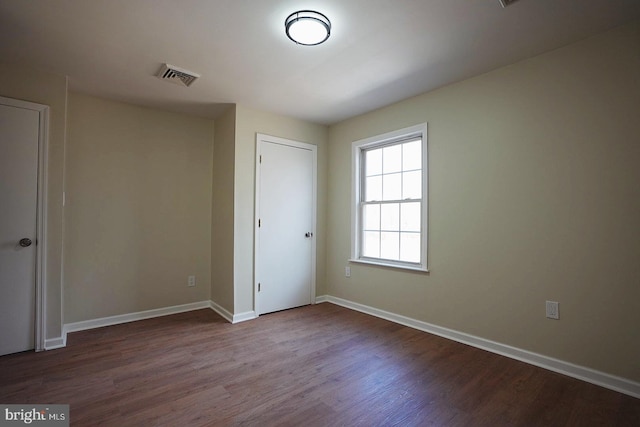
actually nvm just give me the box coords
[156,63,200,87]
[498,0,520,7]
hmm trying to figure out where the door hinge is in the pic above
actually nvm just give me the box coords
[258,283,261,292]
[259,155,262,163]
[258,219,261,227]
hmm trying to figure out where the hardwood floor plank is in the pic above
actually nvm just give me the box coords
[1,304,638,426]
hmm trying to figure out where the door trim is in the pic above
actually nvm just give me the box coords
[0,96,49,352]
[254,133,317,316]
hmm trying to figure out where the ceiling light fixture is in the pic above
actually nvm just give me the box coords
[285,10,331,46]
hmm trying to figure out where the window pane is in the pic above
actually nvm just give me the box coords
[380,232,399,260]
[402,170,421,200]
[363,231,380,258]
[382,173,401,201]
[383,144,402,174]
[354,125,426,269]
[364,204,380,230]
[400,232,420,262]
[403,139,421,171]
[365,148,382,176]
[380,203,399,231]
[365,176,382,201]
[400,202,421,232]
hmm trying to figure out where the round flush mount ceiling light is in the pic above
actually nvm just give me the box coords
[285,10,331,46]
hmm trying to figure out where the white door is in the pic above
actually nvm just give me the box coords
[0,100,40,355]
[256,135,316,315]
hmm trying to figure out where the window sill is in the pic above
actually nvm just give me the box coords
[349,258,429,273]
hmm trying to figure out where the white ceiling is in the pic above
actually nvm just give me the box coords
[1,0,638,125]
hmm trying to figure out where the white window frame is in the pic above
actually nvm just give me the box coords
[350,123,428,272]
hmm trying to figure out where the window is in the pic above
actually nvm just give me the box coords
[351,124,428,271]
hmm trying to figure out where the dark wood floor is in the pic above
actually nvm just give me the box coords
[0,303,638,426]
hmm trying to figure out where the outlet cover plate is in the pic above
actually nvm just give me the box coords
[546,301,559,319]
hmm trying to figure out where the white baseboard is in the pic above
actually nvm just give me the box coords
[316,295,640,399]
[232,311,257,324]
[58,300,254,348]
[44,336,66,350]
[208,300,256,324]
[209,300,233,323]
[64,301,212,335]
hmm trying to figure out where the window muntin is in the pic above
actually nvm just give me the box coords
[352,124,428,271]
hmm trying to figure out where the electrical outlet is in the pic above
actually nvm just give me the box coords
[188,275,196,287]
[546,301,559,319]
[345,266,351,278]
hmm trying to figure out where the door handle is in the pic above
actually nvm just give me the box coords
[305,232,313,238]
[19,238,32,247]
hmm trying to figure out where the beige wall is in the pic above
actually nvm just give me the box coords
[234,105,329,314]
[64,93,213,322]
[211,106,236,312]
[326,22,640,382]
[0,62,67,340]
